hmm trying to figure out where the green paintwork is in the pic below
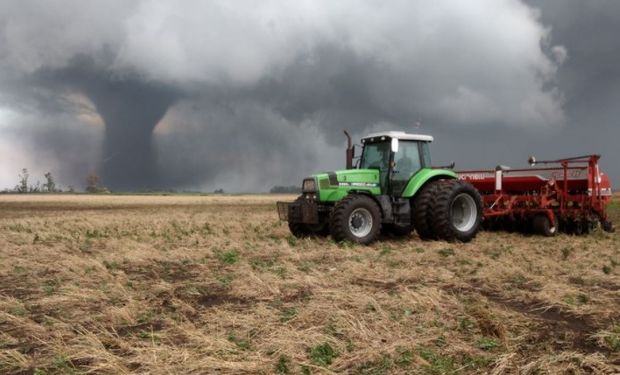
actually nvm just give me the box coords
[311,168,455,202]
[400,168,456,198]
[314,169,381,202]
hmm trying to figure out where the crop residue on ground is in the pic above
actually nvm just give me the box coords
[0,194,619,374]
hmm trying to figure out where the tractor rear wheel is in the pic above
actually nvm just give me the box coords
[330,194,381,245]
[533,214,557,236]
[413,181,441,240]
[430,180,482,242]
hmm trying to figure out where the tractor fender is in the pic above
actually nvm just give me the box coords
[401,169,457,198]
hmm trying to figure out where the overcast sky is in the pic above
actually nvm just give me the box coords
[0,0,618,191]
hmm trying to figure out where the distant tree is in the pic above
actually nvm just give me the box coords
[43,172,56,193]
[16,168,29,193]
[86,173,99,193]
[29,181,41,193]
[67,185,75,193]
[214,188,225,194]
[85,173,109,193]
[269,185,301,194]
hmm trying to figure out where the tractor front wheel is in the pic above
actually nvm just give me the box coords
[330,195,381,245]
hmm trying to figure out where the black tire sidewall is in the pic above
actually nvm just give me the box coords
[331,195,381,245]
[449,184,482,241]
[413,181,440,240]
[434,181,482,242]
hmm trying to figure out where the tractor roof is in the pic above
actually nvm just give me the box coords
[361,131,433,143]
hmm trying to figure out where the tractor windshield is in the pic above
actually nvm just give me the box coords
[360,142,390,171]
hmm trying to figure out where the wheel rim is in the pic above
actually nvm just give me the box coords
[450,193,477,232]
[348,208,373,238]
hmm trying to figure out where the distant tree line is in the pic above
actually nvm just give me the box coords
[8,168,62,193]
[2,168,302,194]
[269,185,301,194]
[85,173,109,194]
[1,168,109,194]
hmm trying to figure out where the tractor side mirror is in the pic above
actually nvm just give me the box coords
[391,138,399,153]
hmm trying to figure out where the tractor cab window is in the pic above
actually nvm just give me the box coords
[420,142,432,166]
[360,142,390,171]
[360,141,391,192]
[393,141,422,181]
[392,140,422,195]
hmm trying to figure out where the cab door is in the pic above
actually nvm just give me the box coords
[390,140,423,196]
[360,141,392,193]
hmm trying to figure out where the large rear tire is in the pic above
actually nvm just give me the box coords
[430,180,482,242]
[413,181,441,240]
[330,195,381,245]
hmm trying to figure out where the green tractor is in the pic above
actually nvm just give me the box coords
[277,131,483,244]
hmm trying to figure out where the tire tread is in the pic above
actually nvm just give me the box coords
[330,194,381,245]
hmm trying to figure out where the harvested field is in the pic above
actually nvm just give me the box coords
[1,193,619,374]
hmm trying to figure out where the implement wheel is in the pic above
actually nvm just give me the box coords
[430,180,482,242]
[533,214,557,237]
[330,194,381,245]
[602,220,615,233]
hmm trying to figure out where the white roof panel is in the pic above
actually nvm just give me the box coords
[362,131,433,142]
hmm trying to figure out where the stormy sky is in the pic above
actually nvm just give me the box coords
[0,0,618,191]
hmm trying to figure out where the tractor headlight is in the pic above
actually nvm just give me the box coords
[302,178,316,193]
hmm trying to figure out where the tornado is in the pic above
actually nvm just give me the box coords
[39,58,178,190]
[84,79,176,190]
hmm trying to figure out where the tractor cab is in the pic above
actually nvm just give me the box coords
[358,132,433,196]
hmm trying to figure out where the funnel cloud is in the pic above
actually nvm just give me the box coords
[34,57,179,189]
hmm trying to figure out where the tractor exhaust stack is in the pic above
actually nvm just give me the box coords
[344,130,354,169]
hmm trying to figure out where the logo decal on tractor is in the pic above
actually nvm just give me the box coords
[337,182,378,187]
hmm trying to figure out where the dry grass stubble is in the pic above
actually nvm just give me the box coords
[0,193,619,374]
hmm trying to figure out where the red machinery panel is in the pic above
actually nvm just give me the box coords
[457,155,613,235]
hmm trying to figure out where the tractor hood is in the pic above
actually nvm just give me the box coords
[310,169,381,202]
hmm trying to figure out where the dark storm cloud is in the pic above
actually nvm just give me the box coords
[432,0,620,184]
[3,0,609,191]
